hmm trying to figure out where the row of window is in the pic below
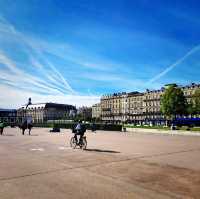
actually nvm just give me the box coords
[144,101,161,106]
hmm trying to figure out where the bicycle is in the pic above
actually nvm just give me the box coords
[70,135,87,150]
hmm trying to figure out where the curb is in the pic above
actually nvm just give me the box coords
[126,128,200,136]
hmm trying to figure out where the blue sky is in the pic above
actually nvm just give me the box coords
[0,0,200,108]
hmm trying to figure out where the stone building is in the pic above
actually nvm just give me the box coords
[17,103,76,123]
[101,92,144,123]
[92,103,101,119]
[0,109,17,124]
[99,83,200,124]
[101,93,125,123]
[182,83,200,104]
[127,92,144,124]
[143,88,165,125]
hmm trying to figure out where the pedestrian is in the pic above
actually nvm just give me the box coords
[91,123,96,133]
[21,119,27,135]
[27,116,33,135]
[0,120,5,135]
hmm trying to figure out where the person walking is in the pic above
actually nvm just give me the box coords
[0,120,5,135]
[21,118,27,135]
[91,123,96,133]
[27,116,33,135]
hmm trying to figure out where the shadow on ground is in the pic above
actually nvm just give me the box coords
[20,134,39,136]
[85,148,120,153]
[2,134,15,136]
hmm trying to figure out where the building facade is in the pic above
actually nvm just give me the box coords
[101,92,144,123]
[182,83,200,104]
[0,109,17,124]
[92,103,101,119]
[143,88,165,125]
[17,103,76,123]
[99,83,200,124]
[101,93,124,123]
[127,92,144,124]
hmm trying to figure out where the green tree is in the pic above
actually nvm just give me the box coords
[161,85,188,120]
[193,88,200,115]
[186,101,195,116]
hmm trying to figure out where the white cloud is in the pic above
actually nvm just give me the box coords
[0,15,101,108]
[0,14,152,108]
[0,51,66,95]
[0,84,100,109]
[0,15,75,94]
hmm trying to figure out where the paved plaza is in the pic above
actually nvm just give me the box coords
[0,127,200,199]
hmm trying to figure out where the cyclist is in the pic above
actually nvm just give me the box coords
[74,120,86,144]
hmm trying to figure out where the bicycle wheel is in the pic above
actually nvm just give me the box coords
[70,137,77,149]
[80,137,87,150]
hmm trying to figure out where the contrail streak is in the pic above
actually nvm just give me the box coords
[148,44,200,83]
[0,15,76,95]
[0,52,65,95]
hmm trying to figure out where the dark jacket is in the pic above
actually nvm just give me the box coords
[0,122,4,128]
[80,123,86,134]
[72,123,77,133]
